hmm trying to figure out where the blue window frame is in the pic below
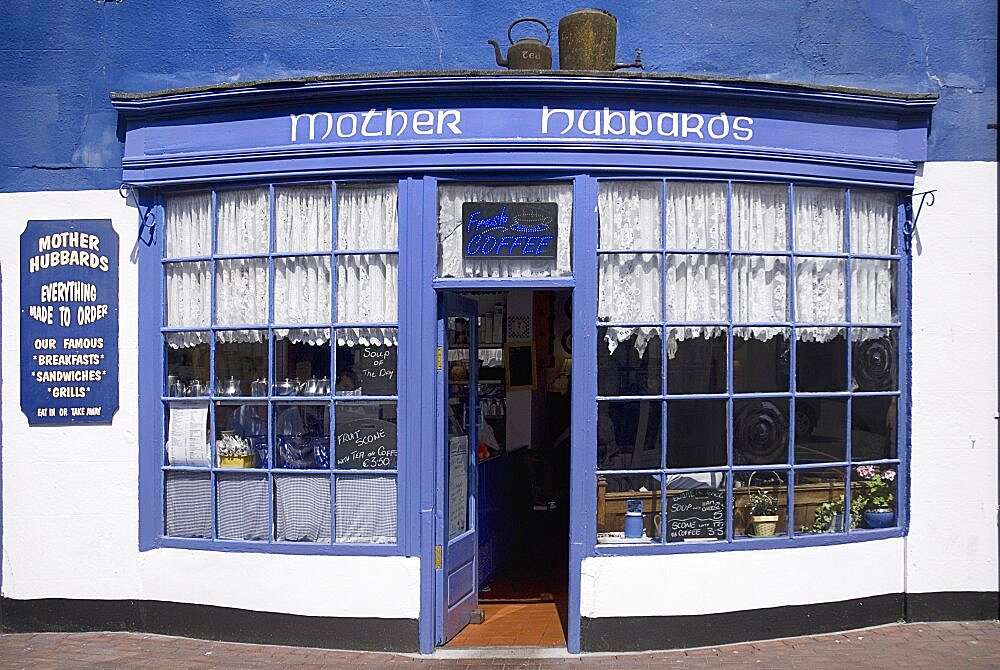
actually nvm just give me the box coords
[593,179,907,551]
[152,180,404,553]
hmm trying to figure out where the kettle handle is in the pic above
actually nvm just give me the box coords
[508,17,551,46]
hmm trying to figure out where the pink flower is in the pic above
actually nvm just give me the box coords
[884,469,896,481]
[856,465,874,478]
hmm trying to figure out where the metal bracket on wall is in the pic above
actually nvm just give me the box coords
[120,183,157,262]
[902,190,936,252]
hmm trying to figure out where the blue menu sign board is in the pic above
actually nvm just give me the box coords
[462,202,558,259]
[20,220,119,425]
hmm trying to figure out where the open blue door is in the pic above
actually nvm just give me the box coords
[436,293,480,644]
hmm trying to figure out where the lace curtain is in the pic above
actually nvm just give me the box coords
[438,183,573,278]
[597,181,897,356]
[163,184,398,348]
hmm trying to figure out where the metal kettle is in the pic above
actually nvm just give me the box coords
[488,17,553,70]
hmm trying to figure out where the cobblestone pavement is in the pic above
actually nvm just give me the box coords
[1,621,998,669]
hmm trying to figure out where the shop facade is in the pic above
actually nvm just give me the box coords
[1,3,997,657]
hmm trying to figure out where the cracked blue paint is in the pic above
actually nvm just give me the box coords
[0,0,995,192]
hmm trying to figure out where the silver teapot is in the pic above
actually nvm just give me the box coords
[217,376,242,397]
[274,379,298,396]
[250,379,268,396]
[186,379,205,396]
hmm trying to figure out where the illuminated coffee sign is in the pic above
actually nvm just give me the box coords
[461,202,558,259]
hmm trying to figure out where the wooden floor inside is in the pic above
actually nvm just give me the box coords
[444,602,567,647]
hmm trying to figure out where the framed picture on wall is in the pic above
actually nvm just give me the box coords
[505,342,536,391]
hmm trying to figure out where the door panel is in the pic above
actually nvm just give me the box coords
[437,293,479,644]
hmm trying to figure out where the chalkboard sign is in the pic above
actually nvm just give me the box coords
[20,219,119,425]
[354,343,397,396]
[461,202,558,259]
[505,342,536,391]
[666,488,725,541]
[335,417,397,469]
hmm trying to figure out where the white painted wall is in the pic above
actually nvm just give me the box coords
[907,161,999,595]
[0,190,420,618]
[582,161,999,618]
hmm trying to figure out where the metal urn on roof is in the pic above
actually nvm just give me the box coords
[488,17,553,70]
[558,8,643,71]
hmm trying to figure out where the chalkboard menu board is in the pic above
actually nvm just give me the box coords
[666,488,725,541]
[461,202,558,259]
[335,418,397,469]
[355,342,397,396]
[505,343,536,390]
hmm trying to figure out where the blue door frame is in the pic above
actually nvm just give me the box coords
[415,176,592,653]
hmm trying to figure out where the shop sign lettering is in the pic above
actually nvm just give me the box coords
[461,202,558,260]
[334,418,398,469]
[20,220,119,425]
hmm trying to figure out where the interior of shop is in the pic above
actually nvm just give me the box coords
[445,289,572,647]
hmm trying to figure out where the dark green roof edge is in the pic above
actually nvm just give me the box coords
[109,69,939,102]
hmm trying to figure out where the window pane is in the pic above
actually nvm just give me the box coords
[338,184,398,250]
[438,182,572,278]
[275,403,330,469]
[215,332,267,397]
[216,401,268,468]
[335,475,397,543]
[667,399,727,468]
[851,259,897,324]
[850,189,897,255]
[599,253,661,322]
[337,254,398,323]
[598,181,661,250]
[733,398,788,465]
[165,335,210,396]
[795,397,847,464]
[733,255,788,323]
[276,329,331,394]
[852,396,898,460]
[666,254,727,322]
[274,256,332,326]
[164,262,210,329]
[797,330,847,391]
[732,183,787,251]
[164,401,210,466]
[666,182,727,250]
[276,184,331,252]
[733,330,789,393]
[215,259,268,326]
[795,258,845,324]
[164,192,211,258]
[598,400,662,470]
[334,401,398,470]
[164,471,211,538]
[597,328,662,396]
[733,470,788,538]
[667,333,726,394]
[217,473,269,540]
[853,330,898,391]
[337,331,399,396]
[216,188,269,254]
[597,474,661,543]
[794,187,844,252]
[274,474,331,542]
[665,474,726,542]
[795,467,848,534]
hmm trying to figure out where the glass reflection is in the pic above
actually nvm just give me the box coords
[597,401,662,470]
[667,400,726,467]
[851,396,898,460]
[796,331,847,392]
[733,331,789,393]
[794,397,846,464]
[597,328,662,396]
[667,334,726,394]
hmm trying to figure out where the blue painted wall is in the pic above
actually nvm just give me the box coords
[1,0,995,192]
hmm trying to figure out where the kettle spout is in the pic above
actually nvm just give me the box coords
[487,39,509,68]
[614,47,644,71]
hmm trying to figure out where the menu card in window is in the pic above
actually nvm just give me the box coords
[166,402,210,466]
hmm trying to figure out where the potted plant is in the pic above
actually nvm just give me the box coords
[749,488,779,536]
[218,431,256,468]
[855,465,896,528]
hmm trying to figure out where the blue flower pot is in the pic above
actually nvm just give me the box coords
[864,508,895,529]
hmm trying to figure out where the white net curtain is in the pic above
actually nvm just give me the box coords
[163,184,398,349]
[597,181,897,357]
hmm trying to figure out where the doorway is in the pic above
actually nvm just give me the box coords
[437,289,572,648]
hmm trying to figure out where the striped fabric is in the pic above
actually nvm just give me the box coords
[165,472,211,538]
[275,475,331,542]
[217,473,269,540]
[336,475,396,544]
